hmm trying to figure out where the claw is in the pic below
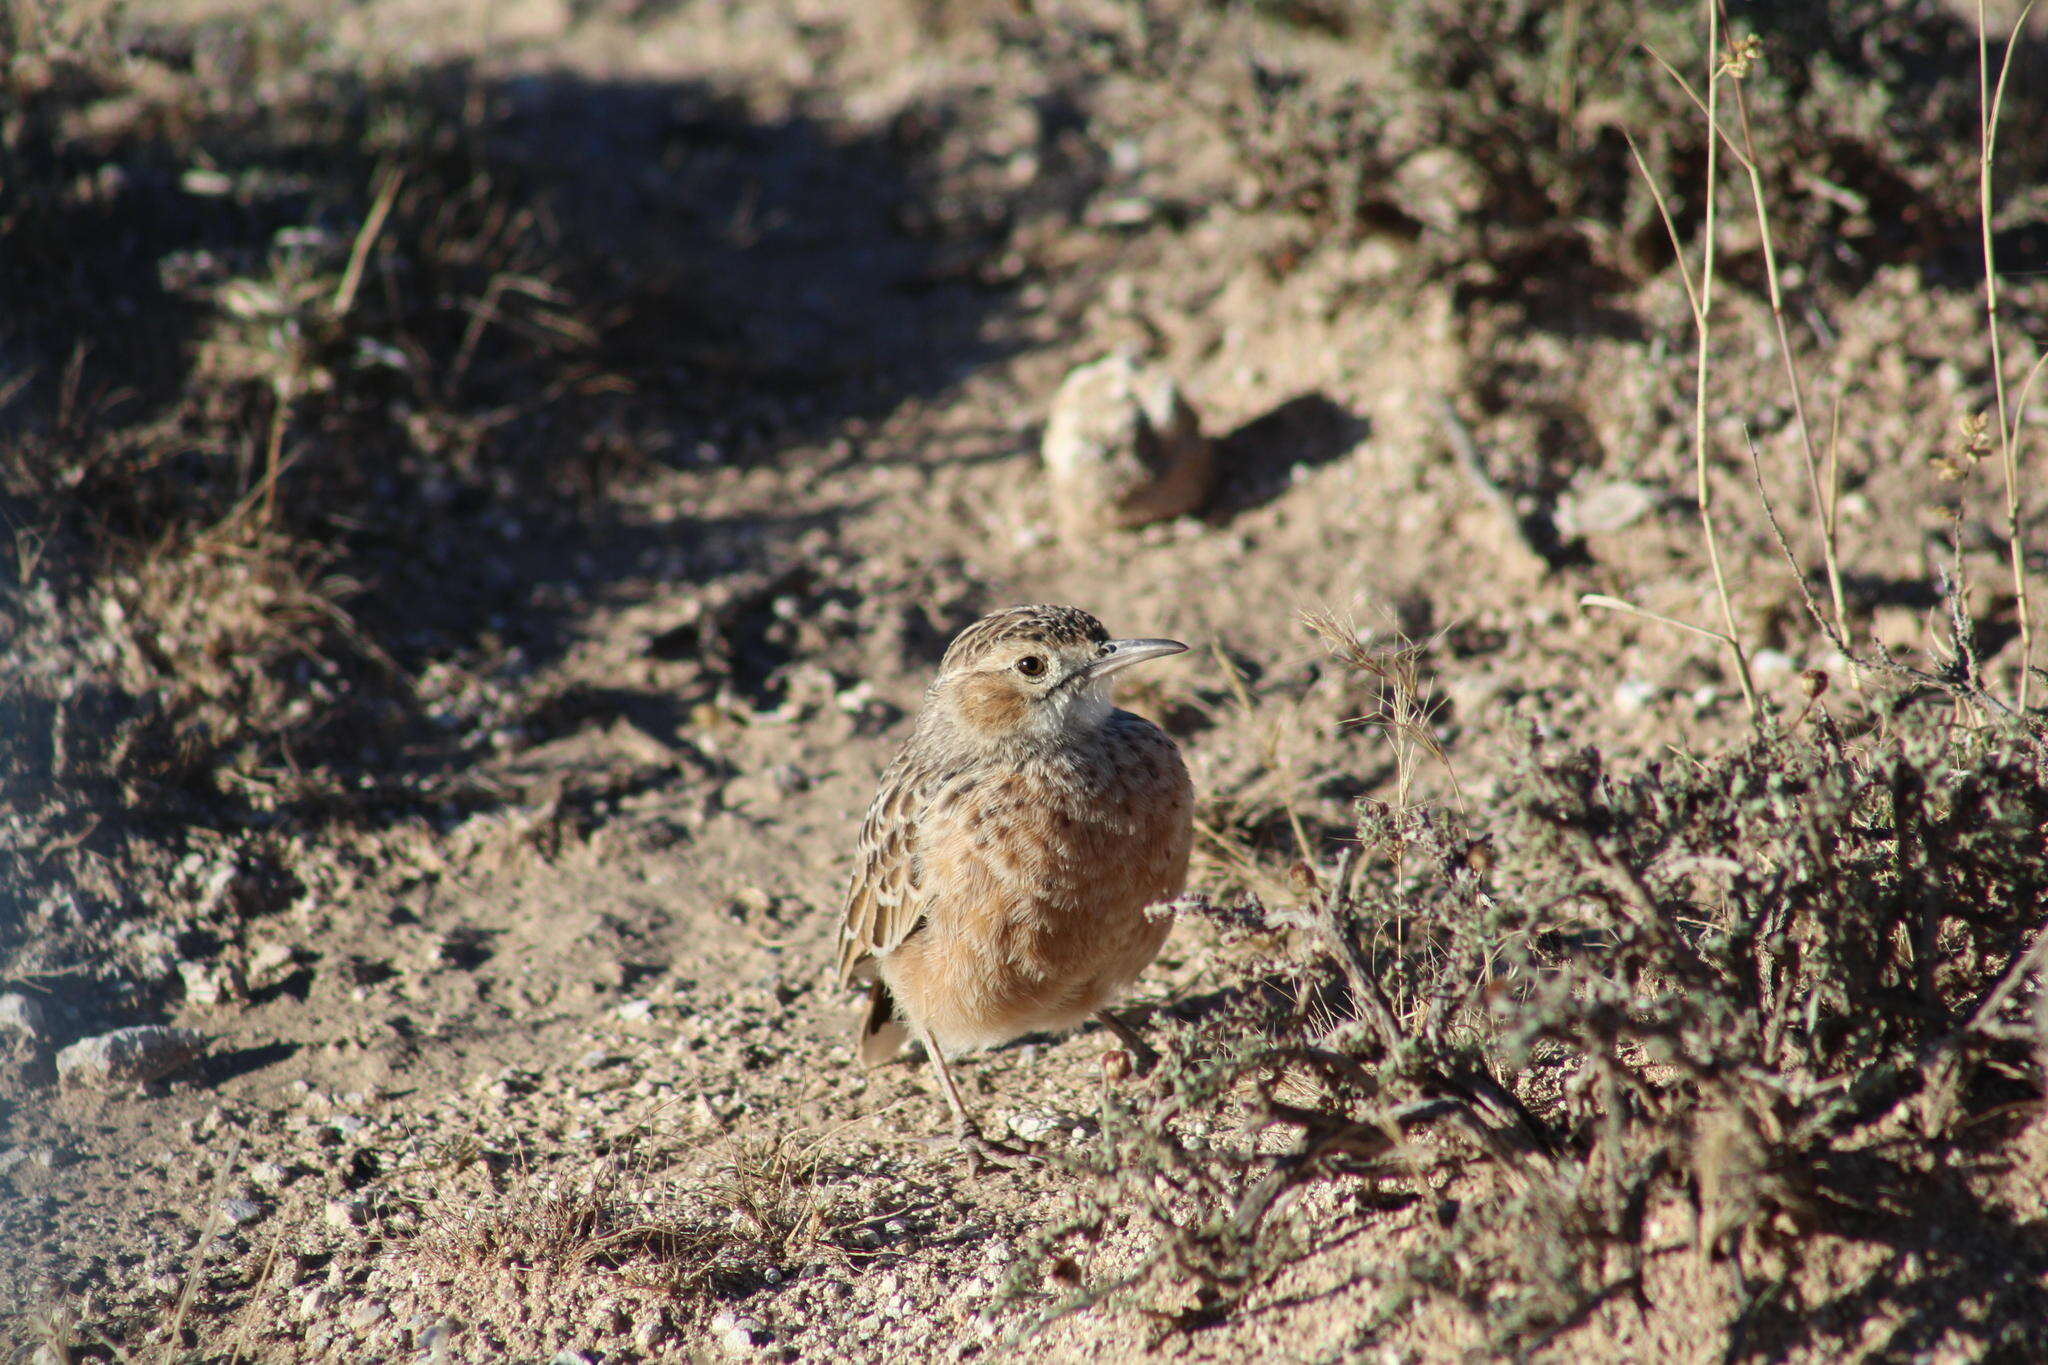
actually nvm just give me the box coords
[954,1125,1043,1171]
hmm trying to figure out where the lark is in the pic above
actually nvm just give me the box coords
[837,604,1194,1158]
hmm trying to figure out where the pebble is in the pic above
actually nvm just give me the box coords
[1612,679,1659,715]
[297,1286,337,1319]
[1042,352,1214,536]
[246,941,296,984]
[710,1310,770,1352]
[1390,146,1490,232]
[1554,480,1660,538]
[1005,1113,1060,1141]
[418,1319,459,1359]
[55,1026,207,1089]
[1751,649,1797,683]
[0,1146,54,1176]
[218,1197,264,1226]
[349,1299,388,1330]
[324,1196,368,1229]
[0,992,49,1037]
[179,959,241,1008]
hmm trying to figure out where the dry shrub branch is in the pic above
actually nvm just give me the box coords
[1014,695,2048,1356]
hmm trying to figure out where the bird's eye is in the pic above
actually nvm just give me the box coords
[1015,655,1047,678]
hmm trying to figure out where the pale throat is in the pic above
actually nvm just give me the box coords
[1042,677,1114,736]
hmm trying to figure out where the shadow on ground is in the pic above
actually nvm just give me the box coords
[0,27,1027,843]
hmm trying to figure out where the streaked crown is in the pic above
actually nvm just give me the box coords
[938,605,1109,674]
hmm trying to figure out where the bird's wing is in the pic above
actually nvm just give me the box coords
[837,747,932,989]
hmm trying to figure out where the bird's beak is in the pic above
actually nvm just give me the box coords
[1081,637,1188,681]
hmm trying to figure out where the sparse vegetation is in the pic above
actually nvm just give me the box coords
[1017,711,2048,1356]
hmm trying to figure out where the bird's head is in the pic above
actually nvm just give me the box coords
[928,604,1186,747]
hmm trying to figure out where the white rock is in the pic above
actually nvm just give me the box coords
[1751,649,1797,682]
[418,1318,458,1359]
[1042,353,1214,536]
[1006,1113,1060,1142]
[324,1197,367,1229]
[218,1197,264,1226]
[710,1310,769,1352]
[55,1026,207,1088]
[246,941,296,984]
[632,1315,671,1351]
[1555,480,1660,537]
[0,992,48,1037]
[1612,680,1659,715]
[179,960,241,1008]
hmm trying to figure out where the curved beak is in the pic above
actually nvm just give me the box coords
[1081,637,1188,682]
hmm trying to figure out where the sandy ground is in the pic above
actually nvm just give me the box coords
[4,1,2047,1360]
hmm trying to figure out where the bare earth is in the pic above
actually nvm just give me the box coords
[4,1,2047,1362]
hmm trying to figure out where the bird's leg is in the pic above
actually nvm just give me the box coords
[915,1022,1037,1169]
[1094,1008,1161,1076]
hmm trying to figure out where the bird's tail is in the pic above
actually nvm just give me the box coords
[857,981,909,1067]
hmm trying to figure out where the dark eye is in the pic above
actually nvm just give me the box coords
[1015,655,1047,678]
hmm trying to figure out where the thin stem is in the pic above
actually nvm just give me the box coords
[1727,52,1849,660]
[1692,1,1762,724]
[1980,0,2039,709]
[1623,131,1702,325]
[1580,594,1734,646]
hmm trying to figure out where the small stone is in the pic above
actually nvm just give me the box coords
[246,941,296,985]
[349,1299,388,1330]
[218,1197,264,1226]
[0,992,49,1037]
[615,998,654,1022]
[1390,146,1490,232]
[179,959,242,1008]
[1751,649,1797,683]
[632,1314,671,1351]
[1042,352,1214,536]
[418,1319,459,1359]
[551,1352,596,1365]
[1005,1113,1060,1142]
[324,1197,368,1229]
[297,1286,337,1319]
[248,1160,292,1187]
[1554,480,1660,538]
[1612,679,1659,715]
[710,1310,769,1352]
[55,1026,207,1088]
[0,1146,52,1176]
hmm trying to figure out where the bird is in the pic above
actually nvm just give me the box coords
[836,604,1194,1160]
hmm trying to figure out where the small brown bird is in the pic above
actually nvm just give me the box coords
[837,604,1194,1158]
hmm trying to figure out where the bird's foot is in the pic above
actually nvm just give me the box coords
[1095,1011,1162,1078]
[943,1125,1042,1172]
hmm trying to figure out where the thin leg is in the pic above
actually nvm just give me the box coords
[914,1021,1037,1169]
[1095,1008,1161,1076]
[915,1021,977,1134]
